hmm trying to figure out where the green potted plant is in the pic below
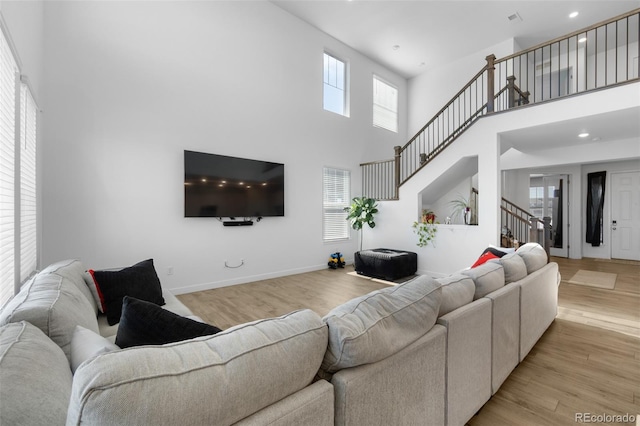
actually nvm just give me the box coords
[344,197,379,251]
[449,194,472,224]
[421,209,436,224]
[412,220,437,247]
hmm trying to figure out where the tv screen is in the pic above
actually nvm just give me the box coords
[184,150,284,218]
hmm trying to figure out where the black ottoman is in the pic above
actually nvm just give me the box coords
[354,248,418,281]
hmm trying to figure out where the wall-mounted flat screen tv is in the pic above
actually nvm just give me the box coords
[184,150,285,218]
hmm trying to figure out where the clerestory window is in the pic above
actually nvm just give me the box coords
[323,52,348,116]
[373,75,398,133]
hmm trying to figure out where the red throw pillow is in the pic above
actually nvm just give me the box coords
[471,251,500,268]
[471,247,507,268]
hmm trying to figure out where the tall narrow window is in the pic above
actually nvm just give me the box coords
[323,167,350,241]
[373,75,398,132]
[20,83,37,283]
[0,28,18,307]
[323,52,347,116]
[0,25,38,308]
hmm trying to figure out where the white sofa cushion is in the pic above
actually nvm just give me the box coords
[516,242,548,274]
[40,259,98,316]
[491,252,528,284]
[0,321,72,426]
[436,275,475,316]
[0,271,100,363]
[70,325,119,373]
[68,309,328,425]
[321,275,442,373]
[462,262,505,300]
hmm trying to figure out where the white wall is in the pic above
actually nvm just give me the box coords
[40,1,407,294]
[423,177,474,225]
[368,118,501,276]
[407,38,516,136]
[0,1,43,99]
[501,169,530,211]
[369,82,639,275]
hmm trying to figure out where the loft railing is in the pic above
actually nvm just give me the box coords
[494,9,640,105]
[361,8,639,201]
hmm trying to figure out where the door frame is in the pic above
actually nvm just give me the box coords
[610,170,640,261]
[547,175,569,258]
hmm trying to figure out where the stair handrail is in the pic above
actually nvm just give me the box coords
[500,197,533,220]
[394,55,495,188]
[360,8,640,201]
[402,60,492,152]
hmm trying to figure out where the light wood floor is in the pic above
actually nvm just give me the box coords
[178,257,640,426]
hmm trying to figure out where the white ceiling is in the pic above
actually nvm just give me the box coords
[272,0,640,162]
[499,107,640,153]
[271,0,640,79]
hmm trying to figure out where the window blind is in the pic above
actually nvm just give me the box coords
[323,167,350,241]
[20,83,37,283]
[373,75,398,133]
[0,28,18,307]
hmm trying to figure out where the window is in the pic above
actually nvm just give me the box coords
[323,52,347,116]
[529,186,544,218]
[373,75,398,132]
[323,167,350,241]
[19,83,37,283]
[0,27,18,308]
[0,25,38,308]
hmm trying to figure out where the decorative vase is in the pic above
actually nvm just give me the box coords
[464,209,471,225]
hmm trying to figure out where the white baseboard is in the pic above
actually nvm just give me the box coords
[170,261,351,295]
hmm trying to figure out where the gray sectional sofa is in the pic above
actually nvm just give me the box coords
[0,243,559,425]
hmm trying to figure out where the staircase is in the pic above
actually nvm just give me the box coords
[361,8,640,201]
[360,8,638,253]
[501,197,551,255]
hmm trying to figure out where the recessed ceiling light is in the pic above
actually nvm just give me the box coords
[578,132,589,138]
[392,45,400,50]
[578,37,587,43]
[569,11,579,18]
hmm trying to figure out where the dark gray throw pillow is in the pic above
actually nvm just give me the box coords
[115,296,222,348]
[91,259,165,326]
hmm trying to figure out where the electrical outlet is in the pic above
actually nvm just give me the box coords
[167,266,174,276]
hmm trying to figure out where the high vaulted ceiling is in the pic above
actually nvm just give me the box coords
[271,0,640,79]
